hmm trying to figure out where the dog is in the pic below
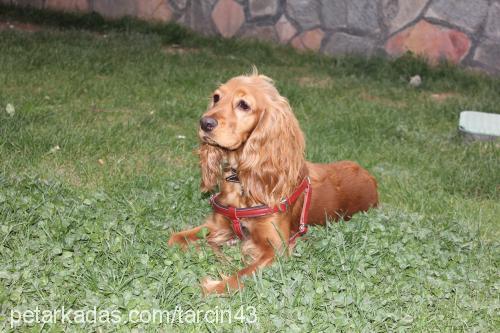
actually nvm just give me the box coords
[168,70,378,295]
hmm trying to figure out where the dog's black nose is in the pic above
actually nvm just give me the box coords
[200,117,218,132]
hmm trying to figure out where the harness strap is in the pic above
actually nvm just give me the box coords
[288,178,312,244]
[210,177,312,243]
[227,206,244,239]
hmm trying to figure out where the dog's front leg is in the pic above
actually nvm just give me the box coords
[168,214,233,251]
[201,217,289,295]
[168,224,208,250]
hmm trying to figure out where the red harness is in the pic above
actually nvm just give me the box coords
[210,177,312,244]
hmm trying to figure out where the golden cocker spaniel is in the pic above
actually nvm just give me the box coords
[168,71,378,295]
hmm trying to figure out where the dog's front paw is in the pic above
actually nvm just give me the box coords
[168,234,184,247]
[200,275,243,295]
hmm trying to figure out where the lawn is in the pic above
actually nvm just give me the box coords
[0,7,499,332]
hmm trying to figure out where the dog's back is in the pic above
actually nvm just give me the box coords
[306,161,378,224]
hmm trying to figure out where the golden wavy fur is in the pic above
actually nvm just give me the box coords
[169,70,379,295]
[199,73,305,207]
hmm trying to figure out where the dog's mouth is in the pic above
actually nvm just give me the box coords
[201,135,219,146]
[201,135,241,151]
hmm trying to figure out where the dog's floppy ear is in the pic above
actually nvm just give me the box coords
[199,143,224,192]
[238,93,305,207]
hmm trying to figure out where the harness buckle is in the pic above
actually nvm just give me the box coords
[279,199,289,212]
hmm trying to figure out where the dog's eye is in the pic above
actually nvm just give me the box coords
[213,94,220,104]
[237,100,250,111]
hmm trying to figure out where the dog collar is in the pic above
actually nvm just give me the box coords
[210,177,312,244]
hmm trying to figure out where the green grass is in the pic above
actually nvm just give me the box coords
[0,7,499,332]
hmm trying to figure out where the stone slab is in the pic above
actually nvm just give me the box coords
[212,0,245,38]
[249,0,279,18]
[347,0,379,32]
[321,0,379,32]
[383,0,428,33]
[46,0,90,12]
[485,1,500,41]
[425,0,489,33]
[137,0,172,22]
[286,0,320,30]
[240,25,277,42]
[170,0,188,11]
[11,0,43,8]
[93,0,136,19]
[275,15,297,43]
[320,0,347,29]
[181,0,217,35]
[323,32,376,56]
[385,20,471,64]
[291,28,324,51]
[473,39,500,71]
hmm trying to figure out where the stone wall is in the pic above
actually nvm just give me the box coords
[3,0,500,74]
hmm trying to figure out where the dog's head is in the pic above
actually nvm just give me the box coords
[199,70,305,206]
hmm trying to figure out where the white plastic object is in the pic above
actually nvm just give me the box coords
[458,111,500,141]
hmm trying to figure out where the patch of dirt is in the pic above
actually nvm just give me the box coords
[0,20,43,32]
[296,76,333,88]
[360,92,407,108]
[429,92,459,102]
[90,106,139,127]
[38,159,84,188]
[0,20,106,37]
[162,44,199,55]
